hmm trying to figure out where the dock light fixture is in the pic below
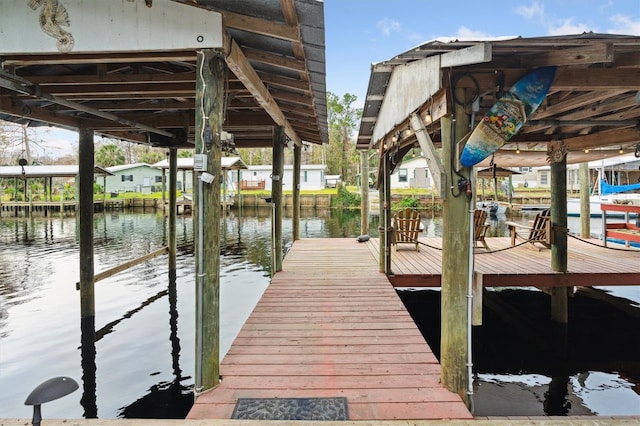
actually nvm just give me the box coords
[24,376,78,426]
[516,143,520,154]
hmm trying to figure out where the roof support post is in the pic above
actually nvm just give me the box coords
[194,49,224,395]
[272,126,285,272]
[379,153,392,274]
[78,125,95,319]
[360,150,370,236]
[579,162,591,238]
[440,101,472,405]
[292,143,301,241]
[168,147,178,273]
[550,153,568,324]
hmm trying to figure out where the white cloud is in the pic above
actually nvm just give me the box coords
[548,18,591,36]
[607,14,640,35]
[376,18,401,37]
[514,1,545,20]
[457,26,493,39]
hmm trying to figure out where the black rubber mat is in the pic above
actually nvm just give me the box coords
[231,397,349,420]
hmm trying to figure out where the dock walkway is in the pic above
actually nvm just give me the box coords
[188,238,472,421]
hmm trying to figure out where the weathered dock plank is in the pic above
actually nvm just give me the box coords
[375,236,640,287]
[188,238,471,421]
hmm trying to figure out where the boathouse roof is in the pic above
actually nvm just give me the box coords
[0,164,113,178]
[152,156,248,170]
[357,33,640,167]
[0,0,328,149]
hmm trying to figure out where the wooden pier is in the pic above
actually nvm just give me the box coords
[366,236,640,288]
[188,238,472,421]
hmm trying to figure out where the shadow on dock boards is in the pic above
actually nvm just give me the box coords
[396,287,640,417]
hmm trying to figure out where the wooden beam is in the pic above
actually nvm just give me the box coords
[93,247,169,283]
[27,72,197,86]
[565,127,640,151]
[528,43,614,67]
[242,46,306,73]
[535,90,627,119]
[0,0,222,54]
[410,113,446,198]
[222,10,299,42]
[224,36,300,144]
[2,51,198,67]
[553,68,640,90]
[440,43,492,68]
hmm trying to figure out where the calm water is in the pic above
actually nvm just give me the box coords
[0,208,638,419]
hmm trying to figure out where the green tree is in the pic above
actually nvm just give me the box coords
[95,144,125,167]
[137,146,165,164]
[327,92,362,185]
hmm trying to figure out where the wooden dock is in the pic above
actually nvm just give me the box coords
[188,238,472,421]
[366,236,640,288]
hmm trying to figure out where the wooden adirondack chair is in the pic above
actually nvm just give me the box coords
[392,208,422,251]
[474,209,491,249]
[506,208,552,250]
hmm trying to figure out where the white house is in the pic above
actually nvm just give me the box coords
[390,157,431,189]
[510,154,640,190]
[105,163,163,194]
[242,164,327,191]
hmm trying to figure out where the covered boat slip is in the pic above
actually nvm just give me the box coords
[357,34,640,400]
[0,0,330,410]
[188,238,472,421]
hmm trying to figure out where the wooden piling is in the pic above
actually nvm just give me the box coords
[440,108,471,401]
[78,126,95,319]
[380,153,392,274]
[272,127,285,272]
[194,49,224,392]
[551,156,568,323]
[292,143,301,241]
[579,162,590,238]
[360,150,370,236]
[168,147,177,272]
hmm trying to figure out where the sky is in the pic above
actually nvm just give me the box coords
[23,0,640,158]
[324,0,640,106]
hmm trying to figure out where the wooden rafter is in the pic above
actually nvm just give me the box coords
[224,34,301,144]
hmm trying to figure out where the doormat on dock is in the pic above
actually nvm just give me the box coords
[231,397,349,420]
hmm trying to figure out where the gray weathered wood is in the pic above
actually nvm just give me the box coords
[79,126,95,319]
[551,155,568,323]
[168,148,178,271]
[360,150,370,235]
[293,143,301,241]
[440,101,471,403]
[410,113,446,198]
[273,127,285,272]
[579,162,590,238]
[194,49,224,392]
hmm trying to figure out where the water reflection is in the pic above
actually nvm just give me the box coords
[80,316,97,418]
[1,210,638,419]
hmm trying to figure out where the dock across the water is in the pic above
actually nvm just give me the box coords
[188,238,472,421]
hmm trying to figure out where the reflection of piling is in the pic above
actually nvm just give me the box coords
[80,316,97,418]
